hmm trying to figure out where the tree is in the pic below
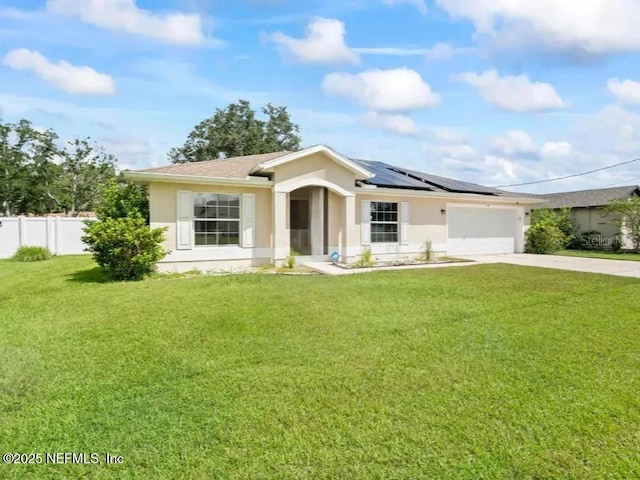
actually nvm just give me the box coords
[604,198,640,252]
[169,100,302,164]
[96,177,149,223]
[83,178,163,281]
[51,138,117,216]
[0,118,60,216]
[0,118,121,216]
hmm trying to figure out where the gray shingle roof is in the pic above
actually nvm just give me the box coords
[130,148,538,200]
[134,151,290,179]
[530,186,640,209]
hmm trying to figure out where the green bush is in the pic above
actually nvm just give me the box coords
[285,250,298,269]
[356,247,374,267]
[12,246,52,262]
[526,220,565,254]
[421,239,433,262]
[531,208,577,248]
[96,178,149,223]
[82,214,167,281]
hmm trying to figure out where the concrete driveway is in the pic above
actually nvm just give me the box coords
[464,254,640,278]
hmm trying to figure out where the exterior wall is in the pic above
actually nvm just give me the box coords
[327,190,345,255]
[147,153,533,270]
[0,216,88,259]
[570,207,633,249]
[572,207,619,238]
[352,192,528,261]
[270,152,358,262]
[149,181,273,271]
[272,153,357,192]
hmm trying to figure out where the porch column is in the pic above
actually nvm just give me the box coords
[273,191,289,264]
[342,195,356,262]
[310,188,324,257]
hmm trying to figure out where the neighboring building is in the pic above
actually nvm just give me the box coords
[532,186,640,239]
[125,145,540,272]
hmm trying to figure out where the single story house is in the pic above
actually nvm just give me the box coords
[125,145,541,272]
[532,185,640,239]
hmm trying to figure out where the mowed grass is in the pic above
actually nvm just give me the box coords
[557,249,640,262]
[1,257,640,479]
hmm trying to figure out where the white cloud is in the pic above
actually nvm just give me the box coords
[607,78,640,105]
[323,68,439,111]
[353,43,474,58]
[436,0,640,55]
[542,141,573,157]
[46,0,205,46]
[3,48,115,96]
[354,47,430,56]
[385,0,428,15]
[484,155,518,181]
[268,17,359,65]
[424,42,474,60]
[456,70,565,112]
[491,130,537,155]
[0,92,181,170]
[426,144,476,160]
[573,104,640,156]
[360,111,419,136]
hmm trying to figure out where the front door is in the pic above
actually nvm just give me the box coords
[290,199,311,255]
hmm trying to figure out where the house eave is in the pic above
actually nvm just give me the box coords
[123,171,274,188]
[354,186,546,204]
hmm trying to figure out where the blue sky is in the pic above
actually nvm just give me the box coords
[2,0,640,193]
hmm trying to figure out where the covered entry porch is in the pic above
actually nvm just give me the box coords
[272,181,355,263]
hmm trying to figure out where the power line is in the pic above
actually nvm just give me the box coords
[595,175,640,189]
[493,156,640,188]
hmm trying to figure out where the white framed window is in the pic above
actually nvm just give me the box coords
[371,202,398,243]
[193,193,240,246]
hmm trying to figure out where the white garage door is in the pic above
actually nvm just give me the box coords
[447,206,519,255]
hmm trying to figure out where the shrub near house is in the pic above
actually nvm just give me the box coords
[526,208,577,254]
[82,180,167,281]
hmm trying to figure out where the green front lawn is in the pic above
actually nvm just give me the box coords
[1,256,639,479]
[556,249,640,262]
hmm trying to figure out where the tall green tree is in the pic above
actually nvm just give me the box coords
[51,138,117,216]
[169,100,302,164]
[0,118,61,216]
[1,118,120,216]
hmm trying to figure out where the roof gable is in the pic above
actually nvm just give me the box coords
[253,145,374,180]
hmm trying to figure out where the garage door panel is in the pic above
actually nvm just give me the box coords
[447,206,518,255]
[447,237,515,256]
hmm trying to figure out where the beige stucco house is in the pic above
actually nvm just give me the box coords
[533,186,640,237]
[125,145,541,272]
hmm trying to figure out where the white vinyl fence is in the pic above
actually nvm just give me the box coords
[0,216,91,259]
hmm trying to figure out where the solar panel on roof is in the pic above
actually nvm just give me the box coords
[355,160,435,190]
[399,167,498,195]
[352,159,498,195]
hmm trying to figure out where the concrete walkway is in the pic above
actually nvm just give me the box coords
[302,260,479,276]
[462,253,640,278]
[303,254,640,278]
